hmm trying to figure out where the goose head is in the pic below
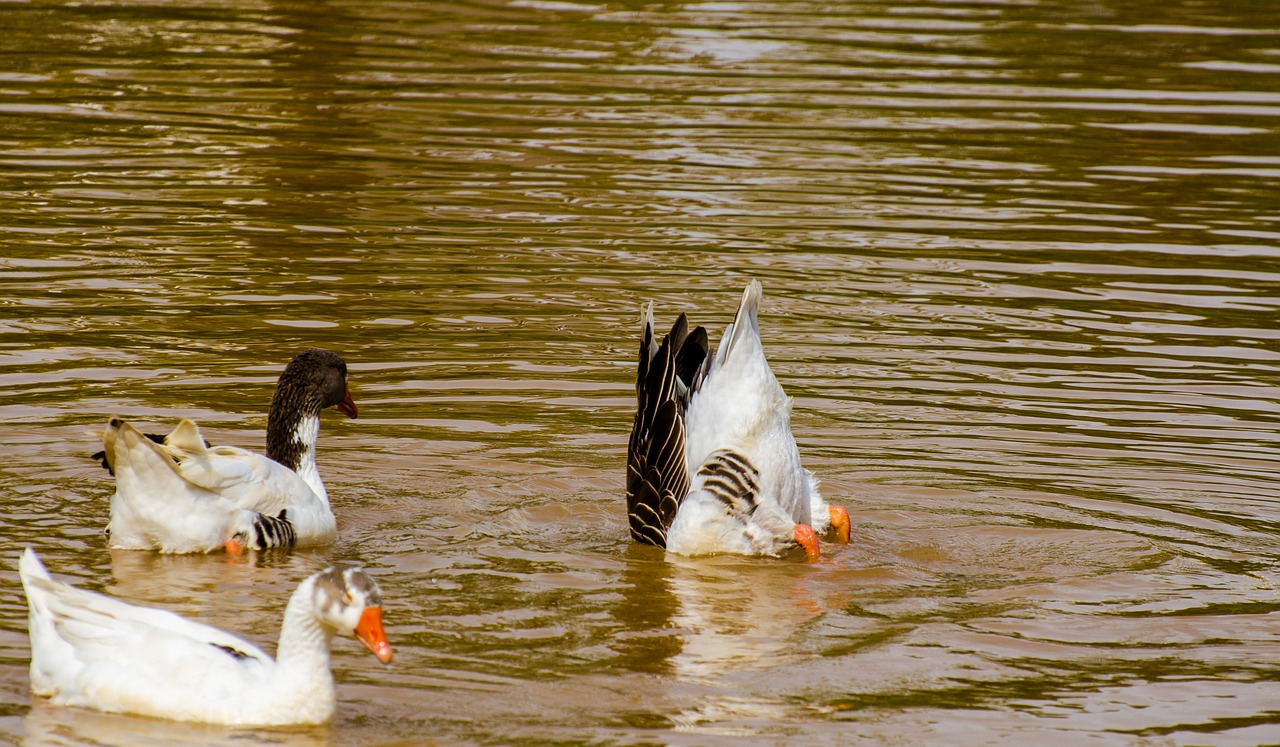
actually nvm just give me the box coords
[271,348,358,422]
[313,565,393,664]
[265,349,357,472]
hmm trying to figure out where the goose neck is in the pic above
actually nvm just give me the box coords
[274,576,334,679]
[267,576,338,722]
[266,394,328,501]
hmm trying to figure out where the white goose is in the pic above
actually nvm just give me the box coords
[19,547,393,726]
[626,280,850,561]
[102,348,357,554]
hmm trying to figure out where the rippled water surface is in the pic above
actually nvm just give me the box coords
[4,0,1280,744]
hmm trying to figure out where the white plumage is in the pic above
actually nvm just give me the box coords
[19,548,392,726]
[627,280,850,560]
[104,418,329,553]
[102,348,356,554]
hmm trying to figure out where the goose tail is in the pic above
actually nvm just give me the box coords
[626,302,710,547]
[714,279,763,368]
[104,418,246,553]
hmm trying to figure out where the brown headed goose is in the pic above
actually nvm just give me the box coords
[626,280,851,561]
[102,348,357,554]
[19,548,392,726]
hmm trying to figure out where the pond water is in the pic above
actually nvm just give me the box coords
[3,0,1280,744]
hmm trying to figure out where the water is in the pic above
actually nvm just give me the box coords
[3,0,1280,744]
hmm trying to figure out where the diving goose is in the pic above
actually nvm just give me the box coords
[19,548,392,726]
[102,348,357,554]
[626,280,851,561]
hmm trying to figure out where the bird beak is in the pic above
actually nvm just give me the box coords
[794,524,820,563]
[336,387,358,419]
[354,606,393,663]
[829,505,851,544]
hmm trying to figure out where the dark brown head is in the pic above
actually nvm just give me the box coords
[274,348,356,416]
[265,348,356,469]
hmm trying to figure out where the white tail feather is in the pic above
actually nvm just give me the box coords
[105,419,247,553]
[714,279,762,368]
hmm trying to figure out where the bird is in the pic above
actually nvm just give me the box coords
[100,348,357,554]
[19,547,392,726]
[626,280,851,561]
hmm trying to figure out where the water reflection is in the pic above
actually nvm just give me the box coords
[606,494,1181,733]
[104,548,330,615]
[610,546,682,674]
[22,702,330,747]
[663,556,821,682]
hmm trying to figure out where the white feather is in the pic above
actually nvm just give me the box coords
[665,281,834,556]
[105,420,257,554]
[104,417,335,553]
[160,419,336,544]
[19,549,383,726]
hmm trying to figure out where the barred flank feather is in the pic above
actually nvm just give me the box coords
[252,510,297,550]
[695,449,760,521]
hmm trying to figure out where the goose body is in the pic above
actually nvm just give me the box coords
[103,348,357,554]
[627,281,850,560]
[19,548,392,726]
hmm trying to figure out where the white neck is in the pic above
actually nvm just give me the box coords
[270,576,337,721]
[292,414,328,504]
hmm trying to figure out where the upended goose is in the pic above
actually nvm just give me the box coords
[19,548,392,726]
[626,280,851,561]
[102,348,357,554]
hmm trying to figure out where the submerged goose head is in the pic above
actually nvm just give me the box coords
[312,565,393,664]
[266,348,357,472]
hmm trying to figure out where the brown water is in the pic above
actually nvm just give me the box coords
[3,0,1280,744]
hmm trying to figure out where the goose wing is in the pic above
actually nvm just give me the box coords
[685,280,805,519]
[160,420,316,517]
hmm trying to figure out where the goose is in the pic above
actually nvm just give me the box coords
[102,348,357,554]
[626,280,851,561]
[19,548,392,726]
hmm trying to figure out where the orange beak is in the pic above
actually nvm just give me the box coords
[336,387,358,419]
[828,505,851,544]
[354,606,393,663]
[794,524,820,563]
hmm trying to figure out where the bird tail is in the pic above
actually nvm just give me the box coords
[627,300,710,547]
[104,418,245,552]
[159,418,209,459]
[714,279,763,368]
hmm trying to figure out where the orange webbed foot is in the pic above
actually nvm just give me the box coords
[794,524,820,563]
[828,505,851,544]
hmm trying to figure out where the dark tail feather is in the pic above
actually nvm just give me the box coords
[675,326,708,392]
[626,309,709,547]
